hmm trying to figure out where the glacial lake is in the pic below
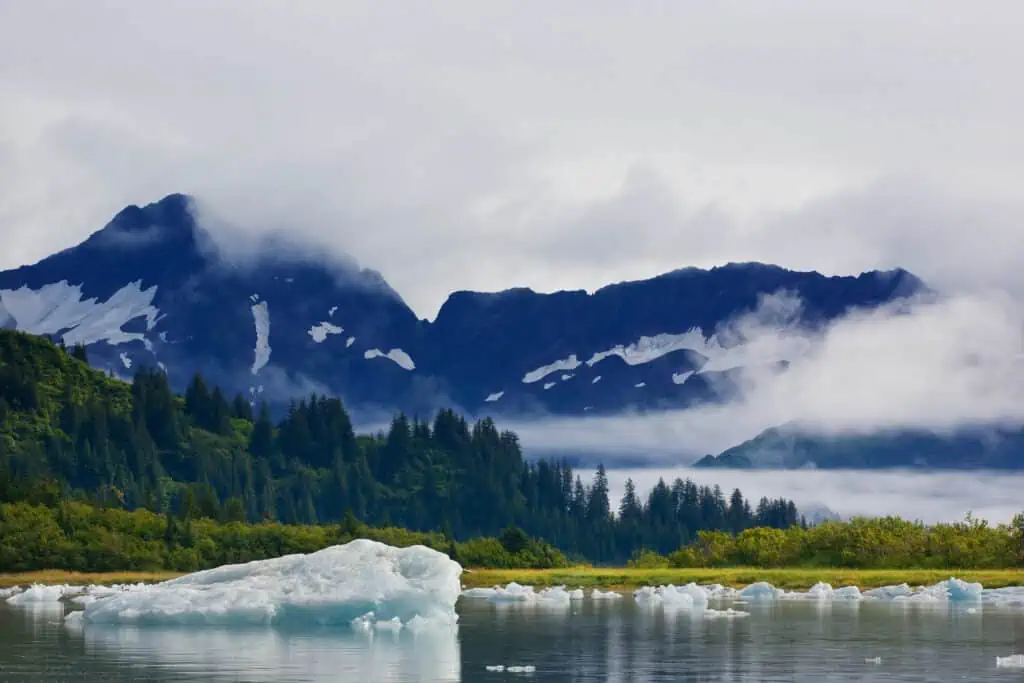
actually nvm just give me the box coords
[4,595,1024,681]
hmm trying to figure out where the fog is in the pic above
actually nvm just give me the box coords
[604,468,1024,525]
[509,290,1024,462]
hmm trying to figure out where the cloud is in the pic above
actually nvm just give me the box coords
[602,467,1024,525]
[2,2,1024,318]
[508,290,1024,462]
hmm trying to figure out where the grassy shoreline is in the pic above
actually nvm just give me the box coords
[4,568,1024,591]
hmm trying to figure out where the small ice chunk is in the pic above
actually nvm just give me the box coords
[484,391,504,402]
[506,665,536,673]
[119,352,132,369]
[485,665,505,672]
[671,370,693,385]
[865,657,882,665]
[738,582,782,601]
[0,586,22,599]
[634,382,646,388]
[997,655,1024,668]
[328,306,338,317]
[634,583,708,609]
[591,376,601,384]
[591,589,622,600]
[346,336,355,347]
[543,382,555,390]
[7,584,80,604]
[704,608,750,619]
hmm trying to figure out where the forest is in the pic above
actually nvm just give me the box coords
[0,329,800,565]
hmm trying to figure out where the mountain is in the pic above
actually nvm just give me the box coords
[694,423,1024,469]
[0,193,926,419]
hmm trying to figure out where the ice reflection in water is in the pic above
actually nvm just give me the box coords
[75,622,460,682]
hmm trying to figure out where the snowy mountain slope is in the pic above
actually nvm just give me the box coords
[0,193,925,418]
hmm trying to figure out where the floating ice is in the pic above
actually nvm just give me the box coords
[7,584,81,604]
[506,665,536,673]
[0,586,22,599]
[865,657,882,665]
[863,578,982,603]
[72,539,461,628]
[591,376,601,384]
[119,352,132,369]
[308,321,343,343]
[634,583,709,610]
[591,589,622,600]
[704,608,750,619]
[250,300,271,375]
[543,382,555,390]
[364,348,416,371]
[346,336,356,347]
[738,582,782,601]
[484,391,504,402]
[997,655,1024,668]
[461,583,578,605]
[328,306,338,317]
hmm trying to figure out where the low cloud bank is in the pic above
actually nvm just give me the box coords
[509,291,1024,462]
[603,468,1024,525]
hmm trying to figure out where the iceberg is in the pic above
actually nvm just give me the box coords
[72,539,462,628]
[460,582,580,605]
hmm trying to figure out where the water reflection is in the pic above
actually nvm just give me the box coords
[6,598,1024,681]
[74,621,461,682]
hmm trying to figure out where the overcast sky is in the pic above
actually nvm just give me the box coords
[2,1,1024,319]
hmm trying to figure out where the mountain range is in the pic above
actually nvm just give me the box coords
[0,194,924,421]
[5,192,1018,469]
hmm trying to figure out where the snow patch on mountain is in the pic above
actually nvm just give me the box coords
[0,280,160,347]
[672,371,693,385]
[585,330,709,368]
[484,391,504,402]
[364,348,415,371]
[250,301,271,375]
[308,322,343,343]
[522,354,582,384]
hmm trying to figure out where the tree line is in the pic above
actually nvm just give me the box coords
[0,329,800,564]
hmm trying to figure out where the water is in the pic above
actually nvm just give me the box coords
[3,598,1024,681]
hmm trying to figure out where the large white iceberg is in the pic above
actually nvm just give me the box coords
[71,539,462,628]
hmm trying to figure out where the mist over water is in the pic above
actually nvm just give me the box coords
[603,468,1024,524]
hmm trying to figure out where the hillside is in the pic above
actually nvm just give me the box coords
[0,329,799,563]
[694,424,1024,469]
[0,193,926,419]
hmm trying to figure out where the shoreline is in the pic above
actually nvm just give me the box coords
[3,568,1024,591]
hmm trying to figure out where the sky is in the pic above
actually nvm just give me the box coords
[3,1,1024,320]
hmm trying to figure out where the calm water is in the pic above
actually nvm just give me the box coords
[3,598,1024,681]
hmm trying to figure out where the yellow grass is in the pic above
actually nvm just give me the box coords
[5,567,1024,591]
[0,570,182,588]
